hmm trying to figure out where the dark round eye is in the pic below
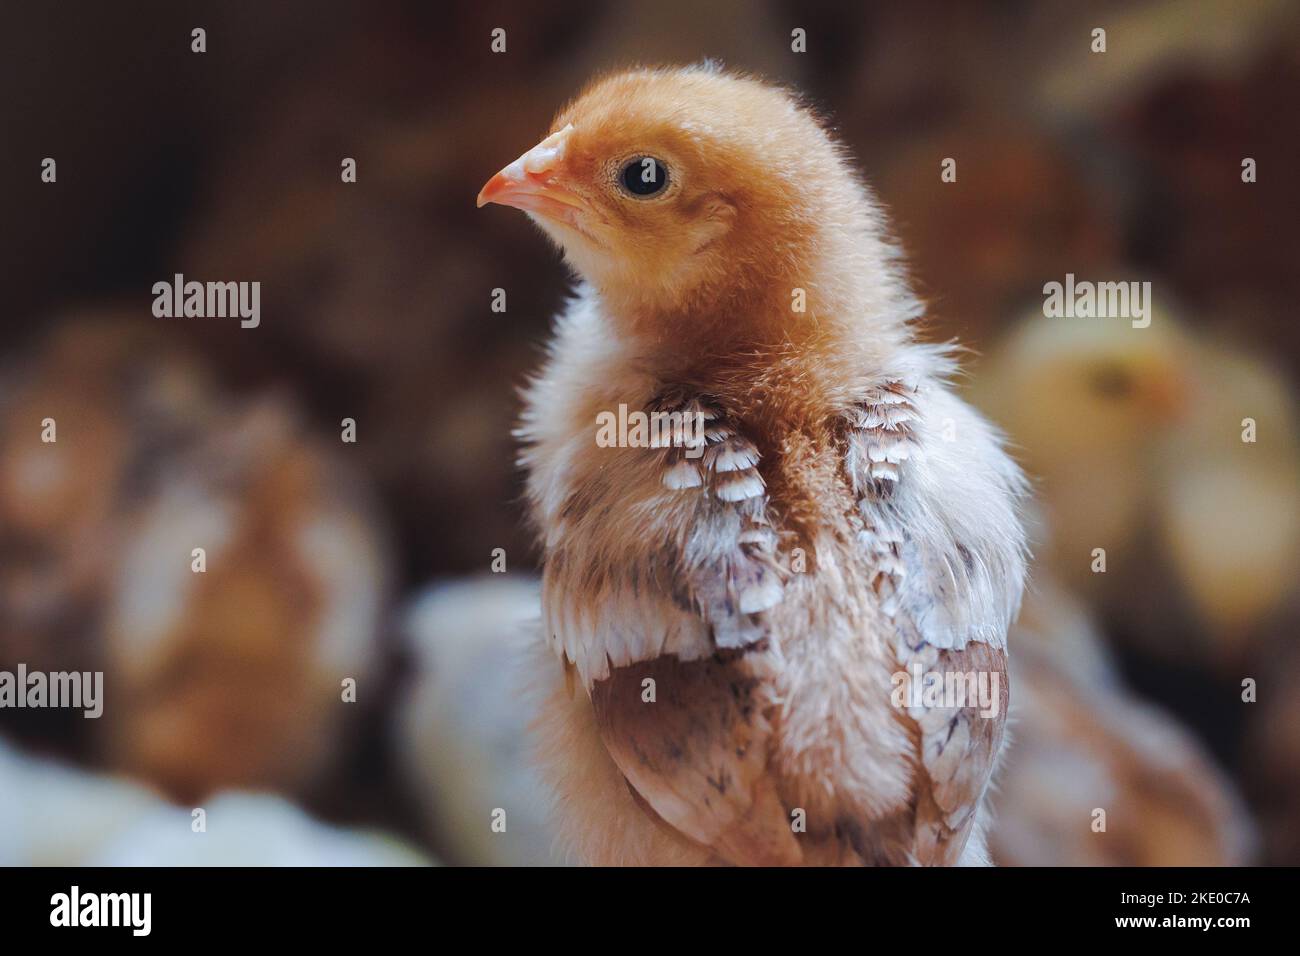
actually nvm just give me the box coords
[1089,362,1135,399]
[620,157,669,197]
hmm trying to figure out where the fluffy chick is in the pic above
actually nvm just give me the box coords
[99,398,389,802]
[973,303,1194,598]
[975,308,1299,671]
[481,66,1027,865]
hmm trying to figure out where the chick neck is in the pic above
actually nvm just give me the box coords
[598,226,918,429]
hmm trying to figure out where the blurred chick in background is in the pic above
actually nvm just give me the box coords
[0,316,218,680]
[395,576,561,865]
[0,313,391,802]
[973,304,1194,600]
[100,398,389,802]
[973,305,1300,674]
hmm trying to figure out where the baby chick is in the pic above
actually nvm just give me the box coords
[975,307,1298,673]
[973,303,1194,600]
[99,398,389,802]
[480,66,1027,865]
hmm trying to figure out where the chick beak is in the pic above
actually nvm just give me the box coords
[477,123,585,225]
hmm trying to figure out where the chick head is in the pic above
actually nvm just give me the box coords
[980,304,1196,460]
[477,64,858,324]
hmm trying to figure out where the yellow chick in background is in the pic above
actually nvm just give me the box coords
[974,304,1299,672]
[973,303,1194,599]
[1155,338,1300,668]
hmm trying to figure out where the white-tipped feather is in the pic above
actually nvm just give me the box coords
[663,458,704,489]
[713,470,766,501]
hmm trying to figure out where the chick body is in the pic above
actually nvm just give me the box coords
[493,67,1027,865]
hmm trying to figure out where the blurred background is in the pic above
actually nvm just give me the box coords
[1,0,1297,865]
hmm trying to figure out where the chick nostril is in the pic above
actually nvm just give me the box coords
[521,123,573,176]
[523,152,555,175]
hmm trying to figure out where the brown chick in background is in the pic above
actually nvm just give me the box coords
[99,398,389,802]
[482,66,1027,865]
[0,316,218,684]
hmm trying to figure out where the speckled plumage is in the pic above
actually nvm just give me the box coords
[489,66,1028,865]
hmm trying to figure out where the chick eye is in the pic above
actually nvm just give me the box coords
[620,157,669,197]
[1089,363,1135,399]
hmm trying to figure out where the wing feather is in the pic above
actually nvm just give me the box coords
[590,654,802,866]
[546,389,795,864]
[845,377,1024,864]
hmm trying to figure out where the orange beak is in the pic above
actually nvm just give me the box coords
[476,124,586,225]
